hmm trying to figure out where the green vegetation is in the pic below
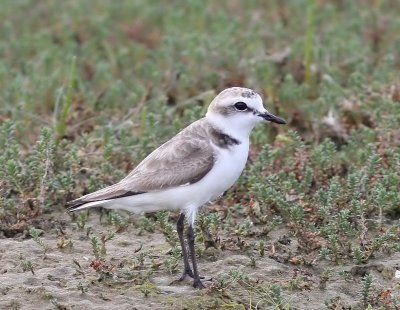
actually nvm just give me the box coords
[1,0,400,309]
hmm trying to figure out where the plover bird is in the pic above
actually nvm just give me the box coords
[67,87,286,288]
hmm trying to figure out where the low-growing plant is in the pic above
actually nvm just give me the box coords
[137,216,156,234]
[19,255,35,275]
[360,274,374,307]
[76,281,88,294]
[107,211,128,232]
[75,211,89,229]
[157,211,178,246]
[29,227,49,254]
[163,247,181,275]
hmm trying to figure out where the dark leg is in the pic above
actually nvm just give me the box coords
[187,225,205,289]
[176,213,194,280]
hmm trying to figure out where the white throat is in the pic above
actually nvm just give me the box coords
[205,112,255,142]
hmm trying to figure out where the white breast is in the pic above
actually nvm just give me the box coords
[204,141,249,200]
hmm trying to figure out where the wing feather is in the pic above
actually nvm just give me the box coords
[67,119,215,208]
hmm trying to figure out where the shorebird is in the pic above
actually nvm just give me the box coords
[67,87,286,288]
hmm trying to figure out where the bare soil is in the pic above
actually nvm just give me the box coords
[1,210,399,310]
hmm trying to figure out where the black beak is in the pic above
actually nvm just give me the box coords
[258,111,287,124]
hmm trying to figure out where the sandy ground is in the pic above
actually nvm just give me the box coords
[0,211,399,310]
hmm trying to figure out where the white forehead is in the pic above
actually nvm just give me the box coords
[216,87,259,102]
[210,87,263,109]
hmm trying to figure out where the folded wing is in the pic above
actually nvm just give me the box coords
[67,119,215,209]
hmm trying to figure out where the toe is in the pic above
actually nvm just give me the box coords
[179,268,194,281]
[193,279,205,289]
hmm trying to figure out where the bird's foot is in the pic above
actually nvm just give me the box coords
[172,271,206,289]
[179,267,194,281]
[193,277,205,289]
[179,267,206,281]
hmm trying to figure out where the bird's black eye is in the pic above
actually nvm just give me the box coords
[234,102,248,111]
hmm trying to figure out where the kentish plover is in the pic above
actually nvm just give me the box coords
[68,87,286,288]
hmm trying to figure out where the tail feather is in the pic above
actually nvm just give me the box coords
[66,190,145,213]
[67,191,174,215]
[67,199,112,212]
